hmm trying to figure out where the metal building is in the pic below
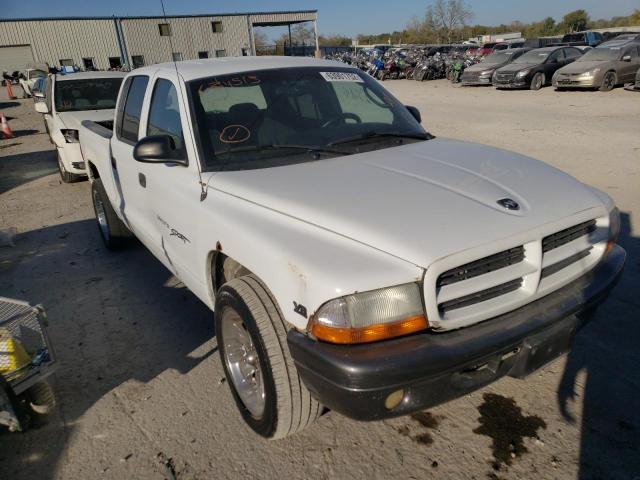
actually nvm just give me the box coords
[0,10,318,73]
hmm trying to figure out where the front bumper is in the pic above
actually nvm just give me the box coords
[554,77,598,88]
[58,144,87,175]
[461,76,493,86]
[494,80,528,89]
[288,245,625,421]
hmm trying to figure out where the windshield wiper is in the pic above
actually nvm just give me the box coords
[329,131,432,147]
[218,143,350,156]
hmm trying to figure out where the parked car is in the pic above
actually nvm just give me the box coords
[624,66,640,91]
[493,46,583,90]
[18,66,48,98]
[558,31,604,47]
[553,42,640,91]
[461,48,530,86]
[477,42,498,56]
[34,71,125,182]
[612,33,640,41]
[78,57,624,439]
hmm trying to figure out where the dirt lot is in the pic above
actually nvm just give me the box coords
[1,80,639,480]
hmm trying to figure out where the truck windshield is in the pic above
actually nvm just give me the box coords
[54,78,123,112]
[188,67,429,170]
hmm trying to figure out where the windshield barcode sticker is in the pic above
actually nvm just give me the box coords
[320,72,364,82]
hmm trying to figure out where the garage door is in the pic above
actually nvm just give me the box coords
[0,45,34,73]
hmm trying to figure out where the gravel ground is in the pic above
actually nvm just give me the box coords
[1,80,639,480]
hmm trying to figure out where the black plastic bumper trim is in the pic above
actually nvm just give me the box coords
[287,245,626,421]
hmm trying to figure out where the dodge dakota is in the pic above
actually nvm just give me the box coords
[78,57,625,439]
[35,71,125,182]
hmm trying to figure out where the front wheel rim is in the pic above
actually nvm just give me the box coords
[605,73,615,89]
[221,307,266,419]
[92,189,109,241]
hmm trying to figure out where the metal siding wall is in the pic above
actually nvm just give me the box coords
[0,12,317,71]
[0,19,120,70]
[121,15,251,65]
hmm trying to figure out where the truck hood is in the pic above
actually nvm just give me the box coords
[210,138,604,268]
[57,110,115,130]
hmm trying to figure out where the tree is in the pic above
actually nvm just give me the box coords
[253,30,270,47]
[431,0,474,44]
[630,9,640,25]
[541,17,556,35]
[561,9,590,33]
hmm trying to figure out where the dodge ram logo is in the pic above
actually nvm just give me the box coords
[497,198,520,210]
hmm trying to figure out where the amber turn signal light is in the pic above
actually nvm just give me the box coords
[309,315,428,345]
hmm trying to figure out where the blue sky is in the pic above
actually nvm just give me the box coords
[3,0,638,36]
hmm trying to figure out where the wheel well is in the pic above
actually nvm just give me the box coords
[87,161,100,179]
[210,251,252,296]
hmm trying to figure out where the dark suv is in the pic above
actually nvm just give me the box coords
[493,46,583,90]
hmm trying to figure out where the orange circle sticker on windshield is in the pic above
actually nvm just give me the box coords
[219,125,251,144]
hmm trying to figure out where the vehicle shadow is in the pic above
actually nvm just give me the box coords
[0,101,20,109]
[0,219,216,479]
[0,150,58,195]
[558,211,640,479]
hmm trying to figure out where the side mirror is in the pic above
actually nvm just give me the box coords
[133,135,187,166]
[34,101,49,114]
[406,105,422,124]
[622,55,632,62]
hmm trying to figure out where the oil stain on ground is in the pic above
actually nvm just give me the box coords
[473,393,547,467]
[396,411,439,446]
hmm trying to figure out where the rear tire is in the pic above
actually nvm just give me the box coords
[57,151,83,183]
[530,72,544,91]
[599,71,617,92]
[216,275,321,439]
[91,178,132,250]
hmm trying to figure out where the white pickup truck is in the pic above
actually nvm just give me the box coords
[78,57,625,439]
[35,71,125,182]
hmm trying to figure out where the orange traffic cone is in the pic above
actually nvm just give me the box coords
[1,113,14,139]
[4,81,16,100]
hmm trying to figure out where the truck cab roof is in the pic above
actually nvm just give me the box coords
[132,56,346,81]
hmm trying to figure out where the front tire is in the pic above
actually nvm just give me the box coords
[530,72,544,91]
[216,275,321,439]
[600,71,617,92]
[91,178,132,250]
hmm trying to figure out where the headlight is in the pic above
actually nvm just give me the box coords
[516,70,529,78]
[578,68,601,79]
[61,129,79,143]
[308,283,427,344]
[480,70,493,77]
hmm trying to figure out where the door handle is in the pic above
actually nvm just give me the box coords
[138,173,146,188]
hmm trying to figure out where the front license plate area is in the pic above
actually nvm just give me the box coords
[509,316,578,379]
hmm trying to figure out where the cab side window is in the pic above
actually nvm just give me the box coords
[147,79,185,156]
[117,75,149,144]
[548,50,564,63]
[564,48,581,60]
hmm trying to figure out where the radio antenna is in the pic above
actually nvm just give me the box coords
[160,0,209,201]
